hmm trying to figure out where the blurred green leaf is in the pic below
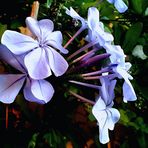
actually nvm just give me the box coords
[43,129,66,147]
[28,133,39,148]
[144,7,148,16]
[137,132,148,148]
[46,0,53,8]
[88,112,96,121]
[119,109,130,124]
[0,23,7,40]
[131,0,143,14]
[114,24,124,44]
[123,22,143,53]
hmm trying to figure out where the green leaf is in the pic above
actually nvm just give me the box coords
[114,24,123,44]
[119,109,130,125]
[28,133,39,148]
[123,22,143,53]
[144,7,148,16]
[0,23,7,41]
[88,113,96,121]
[46,0,53,8]
[138,132,147,148]
[131,0,144,14]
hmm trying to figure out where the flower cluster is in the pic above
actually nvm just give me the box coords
[0,0,136,145]
[66,5,136,144]
[0,17,68,104]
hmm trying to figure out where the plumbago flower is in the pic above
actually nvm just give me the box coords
[0,45,54,104]
[92,77,120,144]
[104,44,137,102]
[106,0,128,13]
[65,7,113,47]
[1,17,68,80]
[66,6,137,102]
[69,76,120,144]
[67,5,137,144]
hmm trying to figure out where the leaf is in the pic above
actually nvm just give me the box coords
[43,129,64,147]
[46,0,53,8]
[137,132,147,148]
[88,112,96,121]
[122,22,143,53]
[114,23,124,44]
[132,45,147,60]
[0,23,7,40]
[131,0,143,14]
[119,109,130,125]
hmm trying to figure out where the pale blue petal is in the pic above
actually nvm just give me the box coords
[108,79,117,103]
[65,7,86,28]
[46,31,68,54]
[0,44,26,73]
[114,0,128,13]
[99,108,120,144]
[98,112,110,144]
[24,48,52,79]
[38,19,54,39]
[124,62,132,73]
[115,65,129,79]
[116,66,137,102]
[123,81,137,102]
[1,30,38,55]
[26,17,54,39]
[23,78,46,104]
[25,17,41,38]
[100,77,116,106]
[107,0,114,3]
[107,108,120,130]
[104,44,126,65]
[100,77,110,105]
[87,7,100,30]
[107,0,128,13]
[0,74,25,104]
[31,79,54,103]
[46,47,69,77]
[95,27,114,45]
[92,97,106,113]
[92,98,110,144]
[92,97,120,144]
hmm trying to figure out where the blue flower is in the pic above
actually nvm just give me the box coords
[107,0,128,13]
[103,43,137,102]
[92,77,120,144]
[66,7,114,46]
[1,17,68,80]
[0,45,54,104]
[113,62,137,102]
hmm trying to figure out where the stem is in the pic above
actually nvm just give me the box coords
[83,76,101,80]
[69,91,95,105]
[30,1,39,19]
[94,0,104,7]
[64,27,84,48]
[67,40,98,60]
[71,48,98,64]
[69,80,100,90]
[25,1,40,36]
[107,142,111,148]
[81,68,109,77]
[80,53,110,67]
[5,105,9,129]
